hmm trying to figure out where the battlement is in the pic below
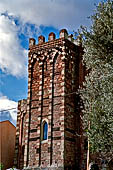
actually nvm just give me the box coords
[15,28,85,170]
[29,29,81,49]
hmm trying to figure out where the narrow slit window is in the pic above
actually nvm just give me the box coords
[43,122,48,140]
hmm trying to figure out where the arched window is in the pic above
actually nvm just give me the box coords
[43,121,48,140]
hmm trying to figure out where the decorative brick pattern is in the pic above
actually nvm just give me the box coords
[14,29,86,170]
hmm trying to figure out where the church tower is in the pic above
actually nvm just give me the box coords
[14,29,85,170]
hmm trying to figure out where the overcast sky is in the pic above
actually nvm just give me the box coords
[0,0,101,125]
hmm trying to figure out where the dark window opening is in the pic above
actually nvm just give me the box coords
[43,121,48,140]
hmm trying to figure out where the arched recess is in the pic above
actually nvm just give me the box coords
[31,59,40,100]
[32,59,40,79]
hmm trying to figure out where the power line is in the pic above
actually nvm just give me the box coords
[0,91,80,113]
[0,107,17,112]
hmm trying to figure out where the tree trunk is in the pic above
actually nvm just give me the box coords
[87,121,90,170]
[87,138,90,170]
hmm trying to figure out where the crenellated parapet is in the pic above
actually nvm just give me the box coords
[14,27,111,170]
[29,29,81,50]
[14,28,85,170]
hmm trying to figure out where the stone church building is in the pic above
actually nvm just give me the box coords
[14,29,107,170]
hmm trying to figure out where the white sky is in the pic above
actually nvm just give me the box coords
[0,95,17,125]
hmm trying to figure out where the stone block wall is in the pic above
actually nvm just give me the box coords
[14,29,86,170]
[14,99,28,169]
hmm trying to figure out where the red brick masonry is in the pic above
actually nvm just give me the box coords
[14,29,86,170]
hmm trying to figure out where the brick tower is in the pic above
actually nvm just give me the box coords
[14,29,85,170]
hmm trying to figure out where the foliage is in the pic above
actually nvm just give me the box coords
[79,0,113,157]
[0,163,4,170]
